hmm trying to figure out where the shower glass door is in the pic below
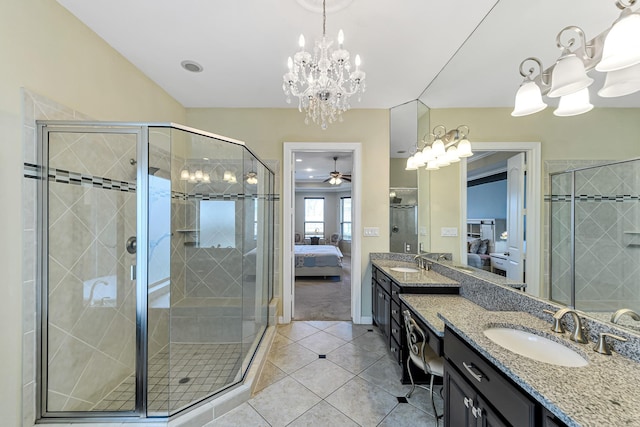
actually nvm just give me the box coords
[41,126,141,415]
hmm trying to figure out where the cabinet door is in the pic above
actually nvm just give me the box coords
[371,279,378,325]
[375,283,390,338]
[476,396,508,427]
[444,362,475,427]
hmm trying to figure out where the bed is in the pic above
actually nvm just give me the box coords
[294,244,343,277]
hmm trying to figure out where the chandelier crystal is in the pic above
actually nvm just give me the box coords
[283,0,366,130]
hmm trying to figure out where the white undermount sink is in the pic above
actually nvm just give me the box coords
[390,267,420,273]
[483,327,589,367]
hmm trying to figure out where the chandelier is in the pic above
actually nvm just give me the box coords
[512,0,640,117]
[283,0,366,130]
[405,125,473,171]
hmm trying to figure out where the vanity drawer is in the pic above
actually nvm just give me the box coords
[376,270,392,295]
[391,299,401,324]
[390,335,402,363]
[391,282,401,304]
[444,328,535,426]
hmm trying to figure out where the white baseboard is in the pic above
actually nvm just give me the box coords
[358,316,373,325]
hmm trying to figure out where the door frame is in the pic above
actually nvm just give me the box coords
[283,142,362,324]
[459,141,541,297]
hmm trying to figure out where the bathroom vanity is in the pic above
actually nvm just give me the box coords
[371,260,458,380]
[371,254,640,427]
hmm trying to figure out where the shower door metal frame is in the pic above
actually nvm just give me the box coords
[36,122,149,421]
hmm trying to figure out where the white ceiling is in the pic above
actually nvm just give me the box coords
[57,0,639,168]
[57,0,498,109]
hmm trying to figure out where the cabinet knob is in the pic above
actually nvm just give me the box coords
[472,406,483,419]
[391,347,397,353]
[464,397,473,408]
[392,328,398,334]
[392,309,398,314]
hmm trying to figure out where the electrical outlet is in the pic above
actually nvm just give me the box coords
[405,243,411,252]
[363,227,380,237]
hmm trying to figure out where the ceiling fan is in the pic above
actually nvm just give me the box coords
[324,156,351,185]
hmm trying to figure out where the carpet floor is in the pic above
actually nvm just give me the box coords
[294,255,351,321]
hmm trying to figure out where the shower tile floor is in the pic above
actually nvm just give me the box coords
[94,343,243,413]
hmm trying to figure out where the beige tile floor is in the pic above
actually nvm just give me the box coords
[205,321,442,427]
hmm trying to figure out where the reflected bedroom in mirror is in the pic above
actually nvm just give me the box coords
[388,0,640,333]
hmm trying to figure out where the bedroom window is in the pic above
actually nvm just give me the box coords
[304,197,324,238]
[340,197,352,241]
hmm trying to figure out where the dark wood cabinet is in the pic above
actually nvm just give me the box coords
[445,327,536,427]
[371,265,457,383]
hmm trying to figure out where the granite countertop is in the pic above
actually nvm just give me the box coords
[400,294,640,427]
[371,260,459,287]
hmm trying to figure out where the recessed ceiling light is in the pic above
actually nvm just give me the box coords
[181,60,203,73]
[309,175,314,178]
[305,168,313,172]
[296,159,303,162]
[397,150,406,154]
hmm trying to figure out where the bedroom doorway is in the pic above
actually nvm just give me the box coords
[283,143,362,324]
[459,142,541,297]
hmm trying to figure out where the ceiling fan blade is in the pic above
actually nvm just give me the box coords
[343,177,352,182]
[342,174,352,178]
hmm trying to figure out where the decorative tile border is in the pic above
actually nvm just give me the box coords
[545,194,640,202]
[24,163,280,202]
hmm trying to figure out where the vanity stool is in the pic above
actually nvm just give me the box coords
[403,310,444,422]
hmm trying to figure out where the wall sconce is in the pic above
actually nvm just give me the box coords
[405,125,473,171]
[513,0,640,117]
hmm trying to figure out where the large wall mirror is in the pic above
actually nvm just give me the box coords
[390,0,640,333]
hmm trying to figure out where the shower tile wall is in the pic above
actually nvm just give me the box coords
[547,160,640,312]
[544,160,610,301]
[21,90,140,417]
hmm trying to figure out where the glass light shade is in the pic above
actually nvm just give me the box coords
[511,81,547,116]
[456,138,473,158]
[446,146,460,163]
[425,160,439,171]
[195,170,203,180]
[180,169,190,180]
[188,173,197,183]
[228,174,237,184]
[335,177,343,185]
[436,156,450,167]
[596,13,640,72]
[223,170,232,181]
[554,88,593,116]
[405,156,417,171]
[548,53,594,98]
[598,62,640,97]
[412,150,426,167]
[422,146,435,162]
[432,139,446,157]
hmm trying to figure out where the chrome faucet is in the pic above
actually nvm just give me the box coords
[610,308,640,324]
[543,308,589,344]
[437,254,449,261]
[413,254,430,270]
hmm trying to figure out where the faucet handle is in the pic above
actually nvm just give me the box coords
[543,309,565,333]
[593,332,628,355]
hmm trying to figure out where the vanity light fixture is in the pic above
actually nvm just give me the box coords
[180,164,211,184]
[405,125,473,171]
[512,0,640,117]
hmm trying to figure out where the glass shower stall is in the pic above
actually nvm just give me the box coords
[36,121,274,420]
[549,158,640,314]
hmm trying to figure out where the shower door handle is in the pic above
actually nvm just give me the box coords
[130,265,136,281]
